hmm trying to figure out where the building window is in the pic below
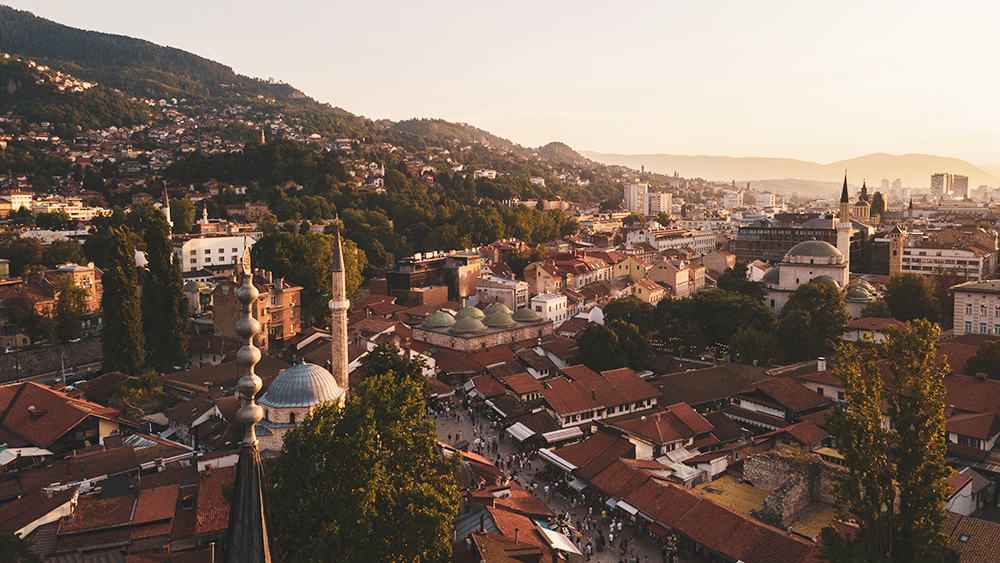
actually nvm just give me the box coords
[190,258,196,264]
[965,321,973,332]
[204,258,211,263]
[289,412,296,425]
[205,249,211,254]
[190,250,197,255]
[981,324,987,334]
[232,248,238,253]
[816,387,824,396]
[982,305,987,316]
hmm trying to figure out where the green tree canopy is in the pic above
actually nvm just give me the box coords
[578,320,652,372]
[658,290,775,356]
[776,283,849,362]
[622,213,645,226]
[41,239,85,269]
[870,191,886,217]
[820,320,958,563]
[885,273,939,323]
[962,340,1000,379]
[2,236,42,275]
[270,356,460,562]
[170,196,196,234]
[139,212,189,367]
[100,225,145,374]
[251,231,367,328]
[52,274,87,344]
[860,299,893,319]
[603,296,657,334]
[729,326,778,366]
[716,262,765,301]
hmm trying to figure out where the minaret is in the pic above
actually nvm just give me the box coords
[163,188,172,229]
[225,245,274,563]
[837,174,852,280]
[907,198,914,228]
[888,225,906,276]
[328,225,350,396]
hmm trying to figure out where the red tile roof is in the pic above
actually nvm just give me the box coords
[0,486,78,534]
[847,317,909,332]
[944,375,1000,416]
[195,466,233,535]
[0,382,124,448]
[59,493,136,533]
[560,365,601,381]
[752,378,831,413]
[778,421,829,446]
[946,412,1000,440]
[946,472,973,499]
[134,485,180,524]
[503,372,542,395]
[541,368,659,416]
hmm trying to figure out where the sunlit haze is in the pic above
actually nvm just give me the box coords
[7,1,1000,164]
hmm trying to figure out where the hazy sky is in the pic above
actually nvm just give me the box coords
[7,1,1000,164]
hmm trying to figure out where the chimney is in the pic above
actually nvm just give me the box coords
[592,388,596,400]
[479,514,485,533]
[817,357,826,372]
[515,528,519,543]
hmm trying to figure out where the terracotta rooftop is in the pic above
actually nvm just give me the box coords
[59,492,136,533]
[946,412,1000,440]
[750,377,831,413]
[195,465,233,536]
[0,381,125,448]
[541,368,659,416]
[503,372,543,395]
[0,485,78,534]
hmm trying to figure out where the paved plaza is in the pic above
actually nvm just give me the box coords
[433,404,698,563]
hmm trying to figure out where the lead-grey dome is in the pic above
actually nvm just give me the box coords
[811,275,840,288]
[484,302,513,316]
[483,310,516,328]
[450,316,488,334]
[259,363,343,408]
[512,307,542,322]
[787,240,843,258]
[423,310,456,328]
[761,268,779,285]
[455,306,486,320]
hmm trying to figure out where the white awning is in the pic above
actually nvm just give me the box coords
[537,526,583,555]
[485,400,507,418]
[507,422,535,442]
[0,447,52,466]
[463,380,477,392]
[568,478,588,491]
[617,500,639,515]
[541,426,583,444]
[605,498,618,510]
[538,448,577,473]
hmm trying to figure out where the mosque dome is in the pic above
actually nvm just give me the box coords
[483,311,516,328]
[450,317,488,334]
[787,240,843,259]
[512,307,542,322]
[423,311,456,328]
[259,362,343,409]
[484,302,513,316]
[811,275,840,288]
[846,287,875,301]
[760,268,779,285]
[454,306,486,320]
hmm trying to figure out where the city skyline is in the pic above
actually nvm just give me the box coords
[6,1,1000,165]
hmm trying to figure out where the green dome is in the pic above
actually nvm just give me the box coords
[423,311,456,328]
[512,307,542,322]
[846,287,874,301]
[787,240,843,258]
[484,302,513,316]
[450,317,488,334]
[483,311,516,328]
[455,306,486,320]
[811,275,840,288]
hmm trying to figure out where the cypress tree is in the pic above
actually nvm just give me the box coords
[101,226,145,374]
[140,211,189,367]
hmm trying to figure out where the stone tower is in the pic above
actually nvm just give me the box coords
[837,174,853,262]
[329,226,350,395]
[888,226,906,276]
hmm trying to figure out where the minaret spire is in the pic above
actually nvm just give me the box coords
[328,221,349,396]
[225,244,274,563]
[163,187,173,229]
[840,172,850,203]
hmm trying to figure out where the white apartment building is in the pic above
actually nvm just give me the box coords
[626,227,716,256]
[755,193,777,207]
[723,191,743,209]
[1,189,33,211]
[173,234,261,273]
[901,246,988,281]
[476,274,529,310]
[952,280,1000,337]
[531,293,569,328]
[33,198,109,221]
[624,183,648,215]
[646,192,671,216]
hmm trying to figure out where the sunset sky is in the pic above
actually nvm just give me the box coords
[8,1,1000,164]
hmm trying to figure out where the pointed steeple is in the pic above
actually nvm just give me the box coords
[331,219,344,272]
[225,245,275,563]
[840,173,850,203]
[908,198,913,210]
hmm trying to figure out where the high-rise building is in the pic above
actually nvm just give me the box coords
[931,173,953,200]
[624,183,648,215]
[881,179,890,191]
[723,191,743,209]
[647,191,671,216]
[954,175,969,199]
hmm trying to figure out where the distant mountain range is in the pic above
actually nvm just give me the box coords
[581,151,1000,192]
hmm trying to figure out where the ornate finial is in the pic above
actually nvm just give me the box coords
[235,251,263,446]
[241,237,252,276]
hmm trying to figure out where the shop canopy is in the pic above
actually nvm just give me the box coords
[617,500,639,515]
[538,448,577,473]
[507,422,535,442]
[537,526,583,556]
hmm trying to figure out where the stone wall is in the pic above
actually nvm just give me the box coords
[744,450,841,528]
[0,339,102,382]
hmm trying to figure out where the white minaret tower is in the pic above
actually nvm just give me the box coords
[163,188,173,229]
[328,226,350,397]
[837,173,852,280]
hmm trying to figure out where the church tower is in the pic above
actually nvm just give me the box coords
[837,174,853,265]
[888,225,906,276]
[329,226,350,395]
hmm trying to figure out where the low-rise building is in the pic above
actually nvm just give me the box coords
[476,274,529,310]
[952,280,1000,337]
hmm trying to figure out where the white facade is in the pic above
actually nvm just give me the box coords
[754,193,777,207]
[624,183,648,215]
[902,247,986,281]
[646,192,671,216]
[952,280,1000,337]
[723,191,743,209]
[531,293,569,327]
[626,228,716,256]
[476,275,529,309]
[173,234,261,273]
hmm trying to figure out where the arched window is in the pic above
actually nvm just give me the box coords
[289,412,296,425]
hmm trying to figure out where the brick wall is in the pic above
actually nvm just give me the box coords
[744,450,841,529]
[0,339,102,382]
